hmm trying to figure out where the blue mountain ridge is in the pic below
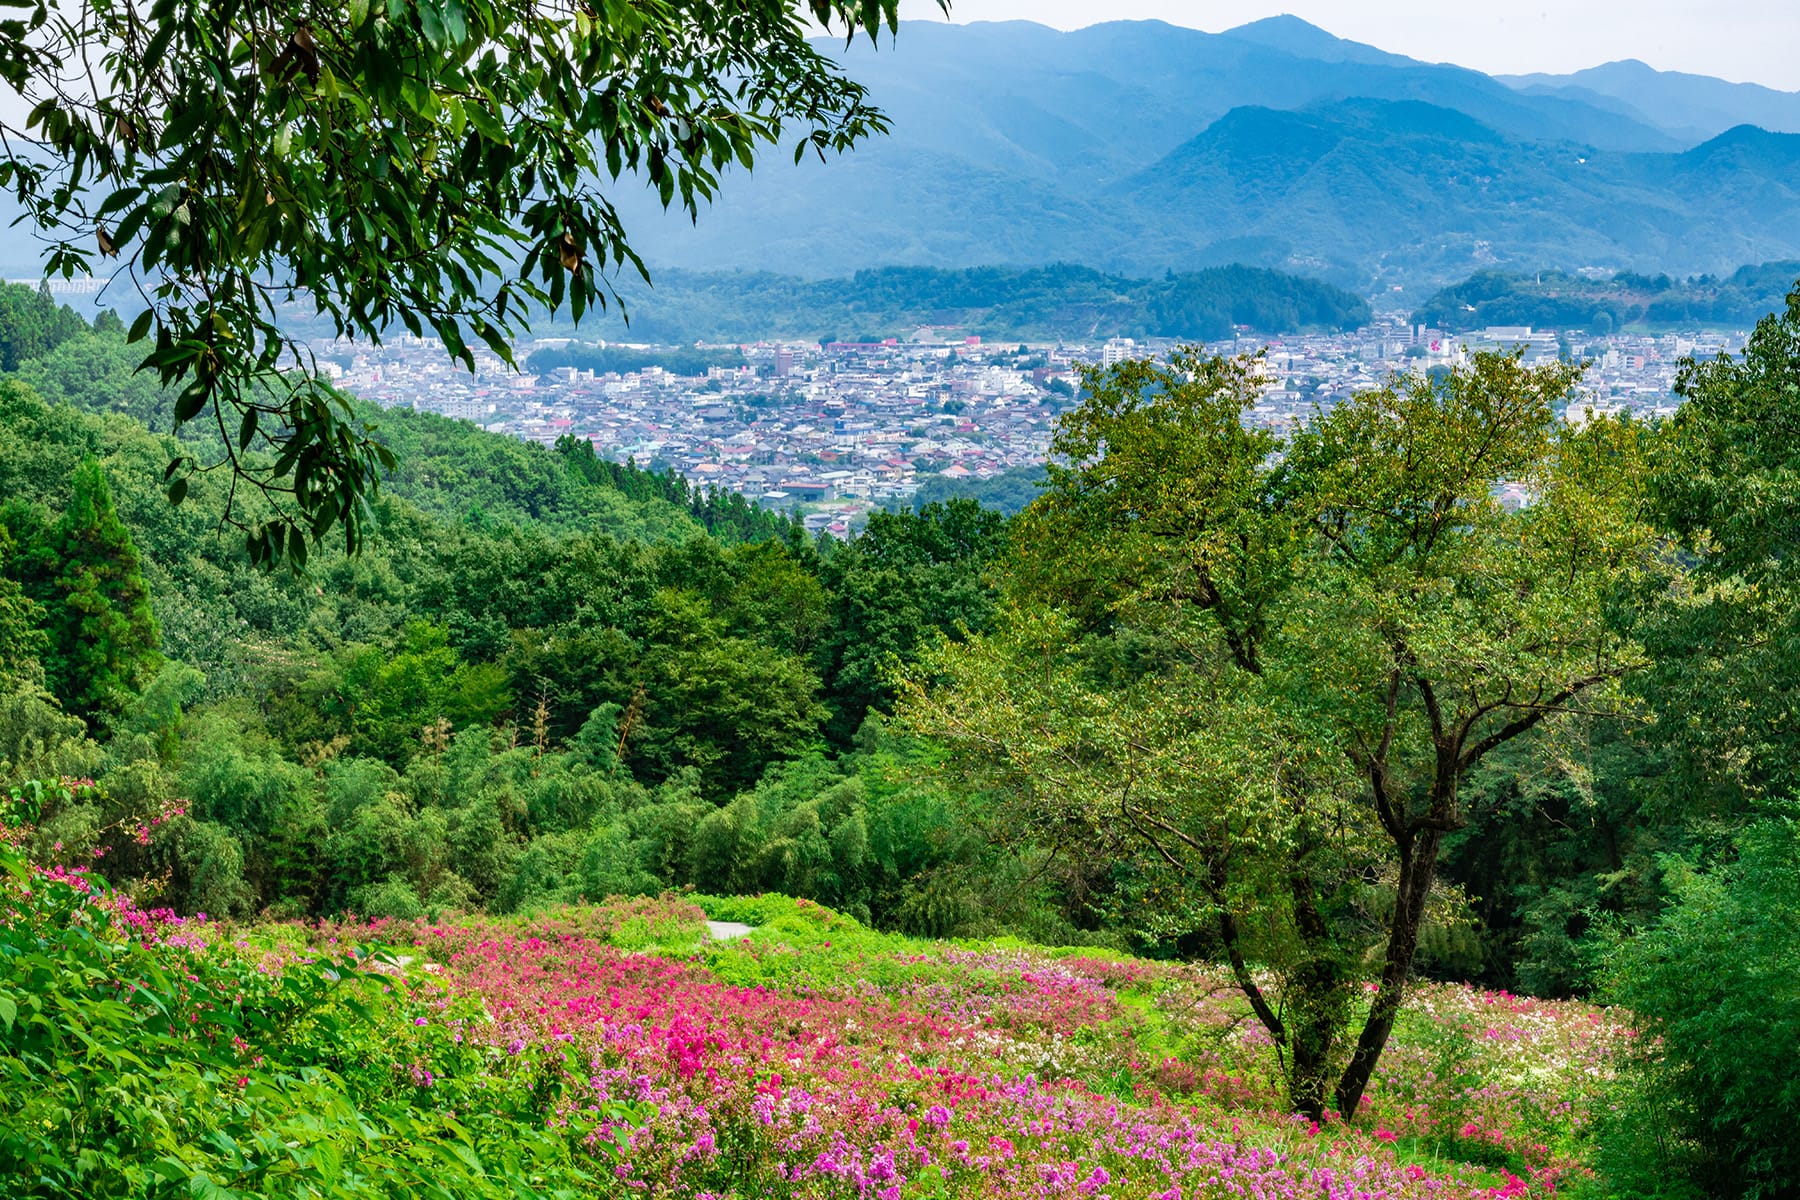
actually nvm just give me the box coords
[6,15,1799,298]
[602,17,1800,294]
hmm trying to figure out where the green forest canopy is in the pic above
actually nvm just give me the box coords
[1413,261,1800,333]
[0,311,1007,928]
[4,276,1800,1198]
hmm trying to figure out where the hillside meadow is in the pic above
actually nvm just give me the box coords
[3,856,1617,1199]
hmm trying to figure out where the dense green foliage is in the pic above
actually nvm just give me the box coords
[901,347,1656,1119]
[553,435,801,546]
[20,457,162,719]
[0,821,638,1199]
[1638,287,1800,808]
[0,282,98,371]
[0,328,1005,927]
[3,276,1800,1200]
[901,463,1048,518]
[1593,818,1800,1200]
[547,263,1372,344]
[1413,262,1800,333]
[1559,289,1800,1200]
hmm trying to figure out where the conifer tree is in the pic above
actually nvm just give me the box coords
[44,458,160,717]
[0,528,48,690]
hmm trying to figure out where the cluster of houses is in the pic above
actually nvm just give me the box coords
[325,313,1742,532]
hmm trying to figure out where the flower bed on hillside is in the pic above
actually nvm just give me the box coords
[2,851,1621,1200]
[347,895,1625,1199]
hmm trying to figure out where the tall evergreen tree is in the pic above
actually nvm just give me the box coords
[0,527,48,690]
[0,281,92,371]
[44,458,160,717]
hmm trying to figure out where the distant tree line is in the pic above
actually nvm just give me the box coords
[898,464,1048,518]
[526,345,749,378]
[554,435,800,545]
[1414,261,1800,333]
[538,263,1371,344]
[0,282,116,371]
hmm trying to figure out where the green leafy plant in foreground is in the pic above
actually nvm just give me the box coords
[0,791,639,1199]
[1589,816,1800,1200]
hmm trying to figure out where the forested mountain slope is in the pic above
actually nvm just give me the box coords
[0,308,1013,927]
[602,19,1800,292]
[1413,260,1800,332]
[536,262,1372,344]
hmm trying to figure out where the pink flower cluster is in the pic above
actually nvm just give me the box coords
[13,860,211,950]
[2,859,1617,1200]
[354,916,1595,1199]
[133,798,189,846]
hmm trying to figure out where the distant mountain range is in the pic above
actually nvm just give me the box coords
[1500,60,1800,144]
[605,17,1800,297]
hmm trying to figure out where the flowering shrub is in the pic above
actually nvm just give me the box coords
[1,828,1624,1200]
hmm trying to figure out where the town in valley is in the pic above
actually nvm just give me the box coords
[323,315,1740,535]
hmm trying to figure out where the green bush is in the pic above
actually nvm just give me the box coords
[0,836,637,1198]
[350,876,427,920]
[691,890,861,931]
[1593,817,1800,1199]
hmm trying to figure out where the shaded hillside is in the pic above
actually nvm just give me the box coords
[1412,261,1800,332]
[543,263,1372,343]
[1113,102,1800,285]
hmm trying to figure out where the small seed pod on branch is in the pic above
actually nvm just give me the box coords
[558,231,583,276]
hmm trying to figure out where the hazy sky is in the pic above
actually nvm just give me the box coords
[895,1,1800,90]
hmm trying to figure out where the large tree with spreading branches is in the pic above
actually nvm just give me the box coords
[903,347,1663,1119]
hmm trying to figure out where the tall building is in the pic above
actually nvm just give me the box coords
[1101,338,1137,368]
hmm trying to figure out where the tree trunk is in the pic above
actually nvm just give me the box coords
[1286,868,1349,1121]
[1334,825,1444,1119]
[1288,1011,1334,1121]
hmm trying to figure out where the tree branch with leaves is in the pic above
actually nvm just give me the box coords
[0,0,939,565]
